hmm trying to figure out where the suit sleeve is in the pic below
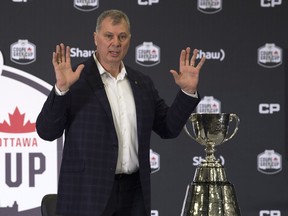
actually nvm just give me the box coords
[153,88,200,139]
[36,87,70,141]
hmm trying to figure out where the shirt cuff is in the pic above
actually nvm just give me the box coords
[181,89,198,98]
[54,85,69,96]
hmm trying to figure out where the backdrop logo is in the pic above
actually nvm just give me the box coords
[196,96,221,113]
[0,51,61,216]
[259,103,280,114]
[150,149,160,173]
[260,0,282,7]
[70,47,94,58]
[10,40,36,65]
[259,210,281,216]
[257,43,282,68]
[193,155,225,166]
[197,0,222,14]
[257,150,282,174]
[12,0,28,2]
[138,0,159,5]
[197,49,225,61]
[151,210,159,216]
[0,107,35,133]
[135,42,160,67]
[73,0,99,12]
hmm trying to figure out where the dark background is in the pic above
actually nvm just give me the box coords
[0,0,287,215]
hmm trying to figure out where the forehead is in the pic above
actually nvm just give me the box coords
[99,17,129,33]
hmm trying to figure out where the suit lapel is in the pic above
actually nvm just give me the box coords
[126,69,143,139]
[84,57,114,123]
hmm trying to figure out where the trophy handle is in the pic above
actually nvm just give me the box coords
[183,124,198,142]
[223,113,240,143]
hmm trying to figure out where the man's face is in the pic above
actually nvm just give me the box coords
[94,17,131,67]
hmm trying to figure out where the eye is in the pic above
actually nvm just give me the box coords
[118,34,128,42]
[104,33,113,40]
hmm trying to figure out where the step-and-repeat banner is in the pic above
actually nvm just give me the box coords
[0,1,287,216]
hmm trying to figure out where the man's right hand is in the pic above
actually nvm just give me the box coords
[52,43,85,92]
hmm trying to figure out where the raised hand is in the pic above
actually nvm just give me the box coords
[170,47,205,94]
[52,43,85,92]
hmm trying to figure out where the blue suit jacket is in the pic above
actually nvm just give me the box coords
[36,56,200,216]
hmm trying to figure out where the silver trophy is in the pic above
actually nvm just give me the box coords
[181,113,241,216]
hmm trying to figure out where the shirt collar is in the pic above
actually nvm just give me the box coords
[93,52,127,80]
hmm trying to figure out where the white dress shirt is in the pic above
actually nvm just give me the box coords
[93,54,139,174]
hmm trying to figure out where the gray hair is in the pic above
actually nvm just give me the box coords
[95,9,130,33]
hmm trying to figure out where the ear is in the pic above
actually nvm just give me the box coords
[93,32,98,46]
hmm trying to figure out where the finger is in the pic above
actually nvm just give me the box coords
[74,64,85,78]
[190,49,198,67]
[52,52,58,66]
[185,47,191,66]
[170,69,180,79]
[55,44,62,64]
[53,44,60,64]
[196,55,206,70]
[60,43,65,63]
[65,46,71,65]
[180,49,186,66]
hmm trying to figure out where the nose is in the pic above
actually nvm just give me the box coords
[111,36,121,47]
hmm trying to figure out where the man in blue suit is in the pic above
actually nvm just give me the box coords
[36,9,205,216]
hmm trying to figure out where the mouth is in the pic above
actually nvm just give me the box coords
[109,50,121,57]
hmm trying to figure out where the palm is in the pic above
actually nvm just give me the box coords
[52,44,84,91]
[170,48,205,94]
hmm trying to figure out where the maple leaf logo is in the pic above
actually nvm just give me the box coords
[0,107,36,133]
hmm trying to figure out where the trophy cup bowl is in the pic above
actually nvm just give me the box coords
[181,113,241,216]
[184,113,239,163]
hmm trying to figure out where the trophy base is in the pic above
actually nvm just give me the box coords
[181,182,241,216]
[181,164,241,216]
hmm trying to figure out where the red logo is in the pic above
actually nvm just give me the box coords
[0,107,35,133]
